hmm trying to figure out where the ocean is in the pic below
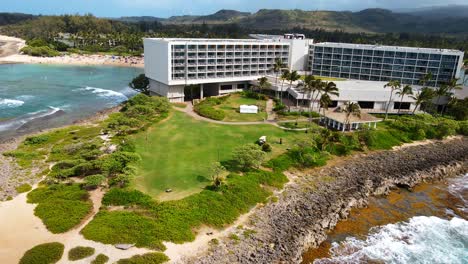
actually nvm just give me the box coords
[304,174,468,264]
[0,63,142,139]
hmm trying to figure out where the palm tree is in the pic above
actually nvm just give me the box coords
[318,82,339,122]
[273,58,285,98]
[319,127,333,151]
[311,79,325,111]
[441,79,462,114]
[256,76,272,92]
[279,69,290,104]
[343,102,361,132]
[383,80,401,120]
[434,84,449,114]
[319,93,332,128]
[288,70,301,106]
[395,85,413,114]
[410,87,434,114]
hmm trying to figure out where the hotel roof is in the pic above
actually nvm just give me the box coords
[145,38,290,43]
[313,42,464,55]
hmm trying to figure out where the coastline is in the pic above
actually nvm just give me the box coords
[0,35,143,68]
[0,106,121,200]
[187,137,468,264]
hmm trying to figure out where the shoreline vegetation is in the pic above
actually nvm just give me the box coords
[0,35,143,68]
[1,91,466,263]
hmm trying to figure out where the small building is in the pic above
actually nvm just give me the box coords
[321,108,382,131]
[240,105,258,114]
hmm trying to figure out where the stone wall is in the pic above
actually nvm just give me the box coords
[188,137,468,264]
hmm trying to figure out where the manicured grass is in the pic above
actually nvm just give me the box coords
[15,183,32,193]
[19,242,64,264]
[132,111,305,200]
[278,121,315,129]
[27,184,92,233]
[213,93,267,122]
[117,253,169,264]
[81,170,287,250]
[68,246,95,261]
[91,254,109,264]
[171,102,187,109]
[300,75,345,82]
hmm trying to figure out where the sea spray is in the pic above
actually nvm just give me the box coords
[314,216,468,264]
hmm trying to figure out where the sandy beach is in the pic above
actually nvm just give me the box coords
[0,35,144,68]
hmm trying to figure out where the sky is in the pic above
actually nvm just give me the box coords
[2,0,467,18]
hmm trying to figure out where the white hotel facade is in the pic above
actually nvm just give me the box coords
[144,35,465,112]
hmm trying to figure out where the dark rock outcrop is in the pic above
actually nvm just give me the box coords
[189,138,468,264]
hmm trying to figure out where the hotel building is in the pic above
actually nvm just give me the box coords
[309,43,464,88]
[144,36,313,102]
[144,35,465,111]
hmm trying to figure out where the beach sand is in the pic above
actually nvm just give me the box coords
[0,35,143,68]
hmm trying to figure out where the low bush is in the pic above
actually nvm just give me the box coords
[24,135,50,145]
[265,154,296,172]
[116,253,169,264]
[21,46,60,57]
[91,254,109,264]
[16,183,32,193]
[458,121,468,136]
[241,91,268,100]
[193,103,225,121]
[261,143,272,152]
[81,170,287,250]
[278,111,320,118]
[27,184,92,233]
[83,174,106,189]
[19,242,64,264]
[68,246,95,261]
[102,188,155,207]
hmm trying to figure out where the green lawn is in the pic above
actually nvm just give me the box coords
[132,111,305,200]
[300,75,345,82]
[214,93,267,122]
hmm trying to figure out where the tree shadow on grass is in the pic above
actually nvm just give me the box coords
[196,175,210,183]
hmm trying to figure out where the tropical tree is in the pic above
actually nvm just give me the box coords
[129,74,150,95]
[209,162,226,188]
[256,76,272,92]
[273,58,285,98]
[232,144,266,171]
[319,127,334,151]
[343,102,361,131]
[440,79,462,114]
[434,84,449,114]
[383,80,401,120]
[410,87,434,114]
[395,84,413,114]
[319,93,332,128]
[279,69,290,104]
[288,70,301,95]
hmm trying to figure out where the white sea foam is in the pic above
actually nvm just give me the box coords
[0,98,24,108]
[314,216,468,264]
[0,106,62,132]
[78,86,128,101]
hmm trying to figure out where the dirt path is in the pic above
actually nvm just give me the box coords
[0,187,152,263]
[0,35,25,59]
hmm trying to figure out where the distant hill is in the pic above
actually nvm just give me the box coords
[0,13,35,26]
[148,8,468,35]
[397,5,468,19]
[119,16,163,23]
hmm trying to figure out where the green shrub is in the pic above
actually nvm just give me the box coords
[27,184,92,233]
[458,121,468,136]
[68,246,95,261]
[21,45,60,57]
[232,144,266,170]
[265,154,295,172]
[83,174,106,189]
[102,188,155,207]
[16,183,32,193]
[117,253,169,264]
[241,91,268,100]
[19,242,64,264]
[24,135,50,145]
[81,171,287,250]
[91,254,109,264]
[261,143,272,152]
[194,103,225,120]
[359,129,402,150]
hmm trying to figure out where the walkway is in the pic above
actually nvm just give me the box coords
[176,102,311,131]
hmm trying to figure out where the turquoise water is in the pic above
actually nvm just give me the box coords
[0,64,142,139]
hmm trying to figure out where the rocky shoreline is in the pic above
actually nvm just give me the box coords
[189,137,468,264]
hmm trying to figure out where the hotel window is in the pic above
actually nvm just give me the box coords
[394,102,411,110]
[237,84,246,89]
[220,85,232,90]
[358,101,375,109]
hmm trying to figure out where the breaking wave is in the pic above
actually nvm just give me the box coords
[0,106,62,132]
[0,98,24,109]
[314,216,468,264]
[76,86,128,102]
